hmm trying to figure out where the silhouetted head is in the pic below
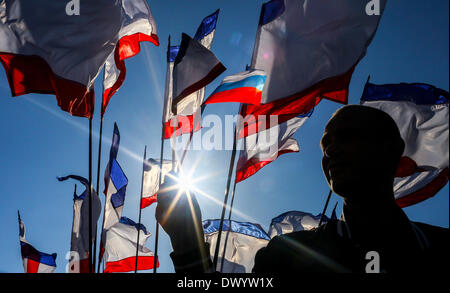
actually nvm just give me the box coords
[320,105,405,202]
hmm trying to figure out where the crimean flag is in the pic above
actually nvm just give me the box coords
[204,70,266,105]
[239,0,386,135]
[101,0,159,117]
[235,110,312,183]
[203,219,270,273]
[0,0,126,118]
[268,210,332,239]
[141,159,173,209]
[361,82,449,207]
[18,212,57,273]
[57,175,101,273]
[163,10,220,138]
[103,217,158,273]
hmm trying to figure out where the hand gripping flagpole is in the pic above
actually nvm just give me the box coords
[135,146,147,273]
[212,125,238,271]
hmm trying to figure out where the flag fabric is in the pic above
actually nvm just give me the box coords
[203,219,270,273]
[204,70,267,105]
[100,123,128,263]
[268,211,331,239]
[57,175,101,273]
[235,111,311,183]
[361,82,449,207]
[18,212,57,273]
[0,0,128,118]
[171,33,226,113]
[163,10,220,138]
[239,0,386,136]
[101,0,159,117]
[141,159,173,209]
[103,217,158,273]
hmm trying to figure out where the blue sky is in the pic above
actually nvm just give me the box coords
[0,0,448,273]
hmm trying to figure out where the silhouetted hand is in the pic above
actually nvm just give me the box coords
[155,171,205,254]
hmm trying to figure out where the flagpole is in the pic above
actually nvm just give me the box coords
[318,189,333,227]
[178,105,206,168]
[92,117,103,274]
[212,125,238,271]
[154,124,165,273]
[219,179,237,272]
[135,145,147,273]
[88,117,93,273]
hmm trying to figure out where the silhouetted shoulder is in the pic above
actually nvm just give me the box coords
[253,220,357,273]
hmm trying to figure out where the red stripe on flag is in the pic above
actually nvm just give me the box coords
[25,258,40,273]
[0,52,94,118]
[237,66,355,138]
[101,33,159,117]
[141,194,157,209]
[396,167,449,208]
[204,87,262,105]
[164,113,201,139]
[235,149,299,183]
[395,156,426,177]
[104,256,159,273]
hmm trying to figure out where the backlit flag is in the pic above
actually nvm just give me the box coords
[171,33,226,114]
[18,212,57,273]
[57,175,101,273]
[0,0,125,118]
[100,123,128,262]
[235,111,312,183]
[163,10,220,138]
[240,0,386,135]
[102,0,159,117]
[141,159,173,209]
[103,217,158,273]
[204,70,267,105]
[203,219,270,273]
[268,210,331,239]
[361,82,449,207]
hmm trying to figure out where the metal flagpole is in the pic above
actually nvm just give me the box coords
[135,146,147,273]
[153,126,165,273]
[212,125,238,271]
[219,179,237,272]
[94,117,103,273]
[88,117,93,273]
[318,189,333,227]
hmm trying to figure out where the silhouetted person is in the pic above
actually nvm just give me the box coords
[156,105,449,273]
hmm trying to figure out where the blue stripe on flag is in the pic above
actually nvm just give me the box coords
[203,219,270,241]
[111,186,126,209]
[20,241,56,266]
[211,75,266,95]
[168,46,180,63]
[260,0,285,25]
[110,159,128,191]
[110,123,120,161]
[194,10,219,41]
[120,216,148,234]
[361,82,449,105]
[270,211,323,225]
[39,252,57,267]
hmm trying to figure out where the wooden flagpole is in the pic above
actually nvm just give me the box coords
[318,189,333,227]
[212,126,238,271]
[135,146,147,273]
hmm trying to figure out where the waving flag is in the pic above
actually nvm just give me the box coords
[267,208,336,239]
[99,123,128,263]
[204,70,266,105]
[101,0,159,117]
[0,0,124,118]
[163,10,220,138]
[239,0,386,135]
[57,175,101,273]
[203,219,270,273]
[103,217,158,273]
[141,159,173,209]
[361,82,449,207]
[235,111,311,183]
[18,212,57,273]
